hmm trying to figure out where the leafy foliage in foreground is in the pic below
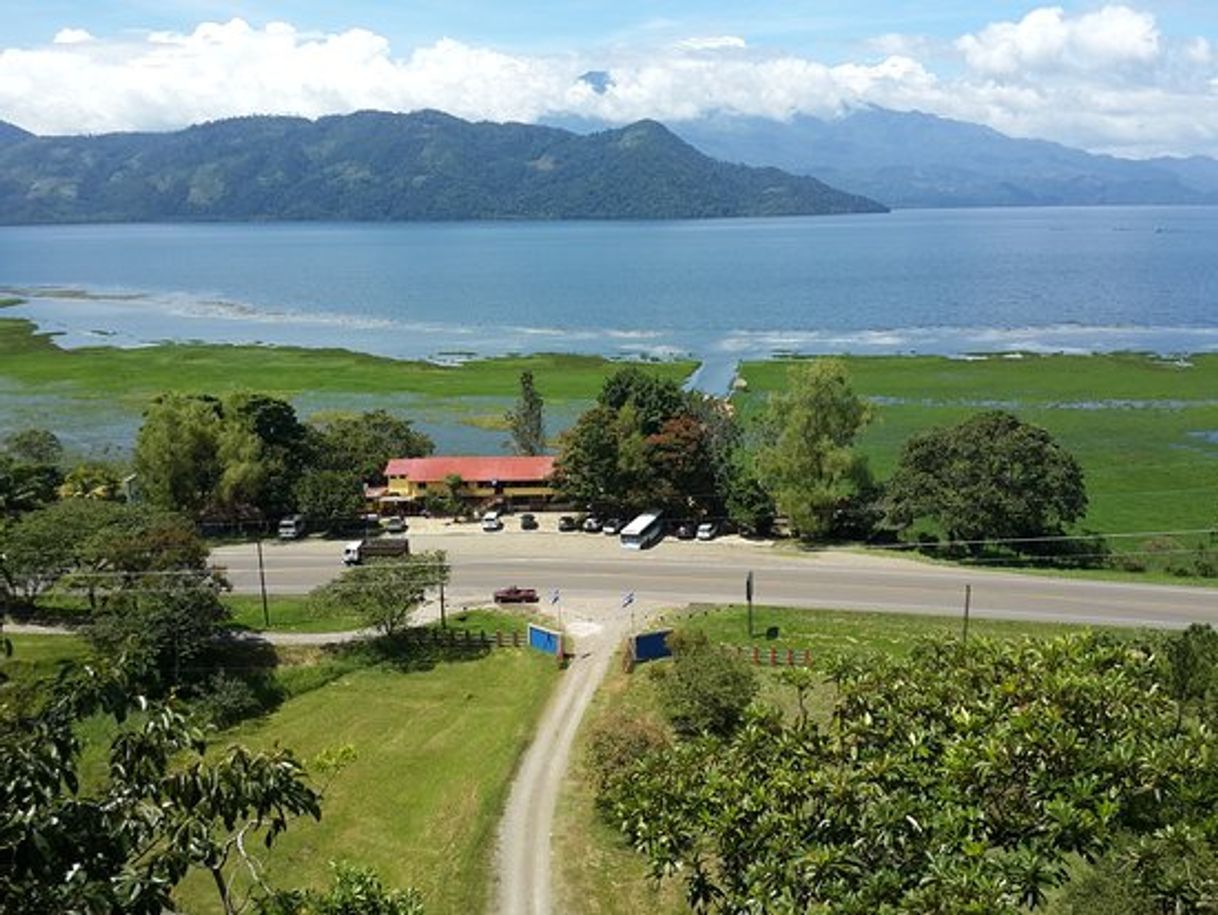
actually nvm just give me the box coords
[599,633,1218,913]
[0,660,321,914]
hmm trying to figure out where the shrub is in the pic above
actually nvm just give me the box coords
[585,708,670,792]
[653,629,757,738]
[197,672,264,729]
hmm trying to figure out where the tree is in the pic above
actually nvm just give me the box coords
[601,633,1218,913]
[58,461,125,500]
[133,394,223,516]
[89,578,230,690]
[554,405,623,511]
[754,360,873,540]
[644,415,718,515]
[310,410,433,483]
[597,367,686,435]
[309,551,449,635]
[0,659,322,915]
[259,863,424,915]
[4,428,63,465]
[0,453,60,517]
[884,410,1087,551]
[295,470,365,533]
[505,370,546,456]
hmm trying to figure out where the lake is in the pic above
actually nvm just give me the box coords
[4,207,1218,391]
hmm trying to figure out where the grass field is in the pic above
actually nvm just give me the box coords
[167,646,558,915]
[2,632,90,684]
[554,604,1119,915]
[224,594,366,634]
[740,354,1218,547]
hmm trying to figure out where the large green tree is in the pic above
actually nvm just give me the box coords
[133,394,224,516]
[309,551,450,635]
[3,428,63,466]
[884,410,1087,550]
[294,469,365,533]
[754,360,873,540]
[310,410,433,484]
[505,370,546,456]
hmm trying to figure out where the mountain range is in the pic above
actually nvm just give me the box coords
[661,108,1218,209]
[0,111,886,224]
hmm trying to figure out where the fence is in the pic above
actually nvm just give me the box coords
[728,645,813,668]
[396,626,530,649]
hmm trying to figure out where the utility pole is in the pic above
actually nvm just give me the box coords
[962,583,972,647]
[746,570,755,638]
[439,580,447,629]
[255,537,269,628]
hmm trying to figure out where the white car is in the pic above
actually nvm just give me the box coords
[481,511,504,532]
[384,516,407,534]
[696,521,720,541]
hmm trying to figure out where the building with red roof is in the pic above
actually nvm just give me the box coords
[378,455,557,511]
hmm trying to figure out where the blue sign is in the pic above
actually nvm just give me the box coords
[527,623,563,657]
[632,629,673,663]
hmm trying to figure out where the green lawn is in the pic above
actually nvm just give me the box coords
[223,594,366,634]
[1,632,90,685]
[740,354,1218,550]
[666,603,1120,657]
[173,648,559,915]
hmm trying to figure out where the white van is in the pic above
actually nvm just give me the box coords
[278,514,307,540]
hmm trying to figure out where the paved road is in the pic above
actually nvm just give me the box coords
[213,529,1218,629]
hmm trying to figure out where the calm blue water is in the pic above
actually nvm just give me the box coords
[3,207,1218,383]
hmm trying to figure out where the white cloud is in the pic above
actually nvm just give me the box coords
[52,28,94,45]
[957,5,1160,76]
[1,7,1216,158]
[675,35,747,51]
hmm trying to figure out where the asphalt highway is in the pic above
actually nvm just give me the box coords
[212,527,1218,630]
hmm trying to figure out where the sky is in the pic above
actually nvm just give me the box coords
[1,1,1216,158]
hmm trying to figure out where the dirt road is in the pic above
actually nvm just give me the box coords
[492,611,627,915]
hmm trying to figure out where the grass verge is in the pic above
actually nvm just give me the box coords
[172,645,560,915]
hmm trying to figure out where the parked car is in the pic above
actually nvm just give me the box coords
[582,515,603,533]
[558,515,578,532]
[520,513,539,530]
[696,521,720,541]
[674,522,697,540]
[384,516,407,534]
[278,514,307,540]
[481,511,503,532]
[602,517,623,535]
[493,586,539,604]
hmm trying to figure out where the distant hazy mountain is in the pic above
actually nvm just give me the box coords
[0,120,32,147]
[0,110,886,224]
[661,108,1218,208]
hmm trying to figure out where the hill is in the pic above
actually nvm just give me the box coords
[0,111,886,223]
[0,120,32,147]
[667,108,1218,208]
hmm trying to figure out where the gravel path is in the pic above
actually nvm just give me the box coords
[492,612,627,915]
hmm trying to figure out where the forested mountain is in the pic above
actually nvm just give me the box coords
[0,111,886,223]
[664,107,1218,208]
[0,120,32,147]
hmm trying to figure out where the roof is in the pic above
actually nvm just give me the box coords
[384,455,556,483]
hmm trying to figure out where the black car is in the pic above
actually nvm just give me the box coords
[557,515,578,532]
[675,522,697,540]
[602,517,623,535]
[520,513,539,530]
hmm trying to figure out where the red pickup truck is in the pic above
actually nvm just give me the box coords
[493,586,539,604]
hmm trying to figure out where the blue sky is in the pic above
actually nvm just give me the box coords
[8,1,1215,57]
[2,2,1217,157]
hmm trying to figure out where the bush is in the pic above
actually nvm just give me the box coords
[197,672,264,729]
[585,707,670,792]
[653,629,757,738]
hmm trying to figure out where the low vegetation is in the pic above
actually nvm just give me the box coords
[561,609,1218,914]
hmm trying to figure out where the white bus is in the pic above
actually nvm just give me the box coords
[620,512,664,550]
